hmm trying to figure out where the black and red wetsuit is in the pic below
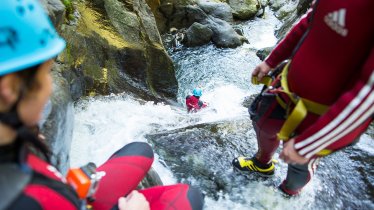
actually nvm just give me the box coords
[185,95,207,112]
[251,0,374,195]
[1,142,204,210]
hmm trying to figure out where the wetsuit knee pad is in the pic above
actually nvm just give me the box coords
[109,142,154,159]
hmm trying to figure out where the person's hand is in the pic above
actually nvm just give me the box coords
[279,138,309,165]
[252,61,272,81]
[118,190,150,210]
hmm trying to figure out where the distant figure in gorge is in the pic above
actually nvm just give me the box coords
[186,88,208,113]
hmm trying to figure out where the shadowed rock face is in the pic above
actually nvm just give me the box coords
[58,0,178,100]
[40,0,66,27]
[41,64,74,173]
[197,0,233,22]
[157,1,247,48]
[183,22,213,47]
[274,0,313,39]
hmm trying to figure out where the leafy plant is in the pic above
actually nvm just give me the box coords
[61,0,74,20]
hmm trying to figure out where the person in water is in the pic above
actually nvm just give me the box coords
[232,0,374,196]
[0,1,204,210]
[186,88,208,113]
[170,28,185,51]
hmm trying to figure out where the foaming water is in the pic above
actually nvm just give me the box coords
[69,95,178,181]
[355,134,374,154]
[205,180,319,210]
[70,86,254,185]
[192,85,256,123]
[241,7,281,50]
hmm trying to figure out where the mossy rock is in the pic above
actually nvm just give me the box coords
[58,0,177,99]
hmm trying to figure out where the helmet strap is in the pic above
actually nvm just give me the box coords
[0,99,50,164]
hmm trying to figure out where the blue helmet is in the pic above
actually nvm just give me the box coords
[0,0,66,75]
[192,88,202,97]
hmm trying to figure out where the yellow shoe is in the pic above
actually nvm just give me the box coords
[232,156,275,176]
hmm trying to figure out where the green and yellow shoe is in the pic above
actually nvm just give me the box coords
[232,156,275,176]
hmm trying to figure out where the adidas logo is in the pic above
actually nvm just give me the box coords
[324,9,348,37]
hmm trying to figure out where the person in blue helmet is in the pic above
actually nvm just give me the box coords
[185,88,208,113]
[0,1,204,210]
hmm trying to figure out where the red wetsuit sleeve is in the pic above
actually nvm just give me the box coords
[294,46,374,159]
[265,8,313,68]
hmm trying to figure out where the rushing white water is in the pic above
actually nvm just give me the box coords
[70,6,373,210]
[70,84,253,185]
[241,8,281,50]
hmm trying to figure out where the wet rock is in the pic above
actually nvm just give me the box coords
[58,0,177,99]
[205,17,245,48]
[232,25,244,36]
[40,0,66,27]
[274,0,298,20]
[60,66,88,100]
[165,0,203,28]
[197,0,233,22]
[146,117,256,196]
[275,0,313,39]
[314,145,374,209]
[183,22,213,47]
[242,94,258,109]
[367,122,374,139]
[146,0,168,33]
[256,0,268,17]
[161,3,245,48]
[269,0,288,11]
[256,46,274,61]
[159,0,174,17]
[147,115,374,204]
[42,64,74,173]
[227,0,260,20]
[139,167,164,188]
[297,0,314,15]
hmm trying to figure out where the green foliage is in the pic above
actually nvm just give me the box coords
[61,0,74,20]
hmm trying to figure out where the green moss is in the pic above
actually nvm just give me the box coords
[62,0,74,20]
[76,3,131,49]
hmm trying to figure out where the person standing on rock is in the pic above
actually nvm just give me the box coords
[232,0,374,196]
[0,1,204,209]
